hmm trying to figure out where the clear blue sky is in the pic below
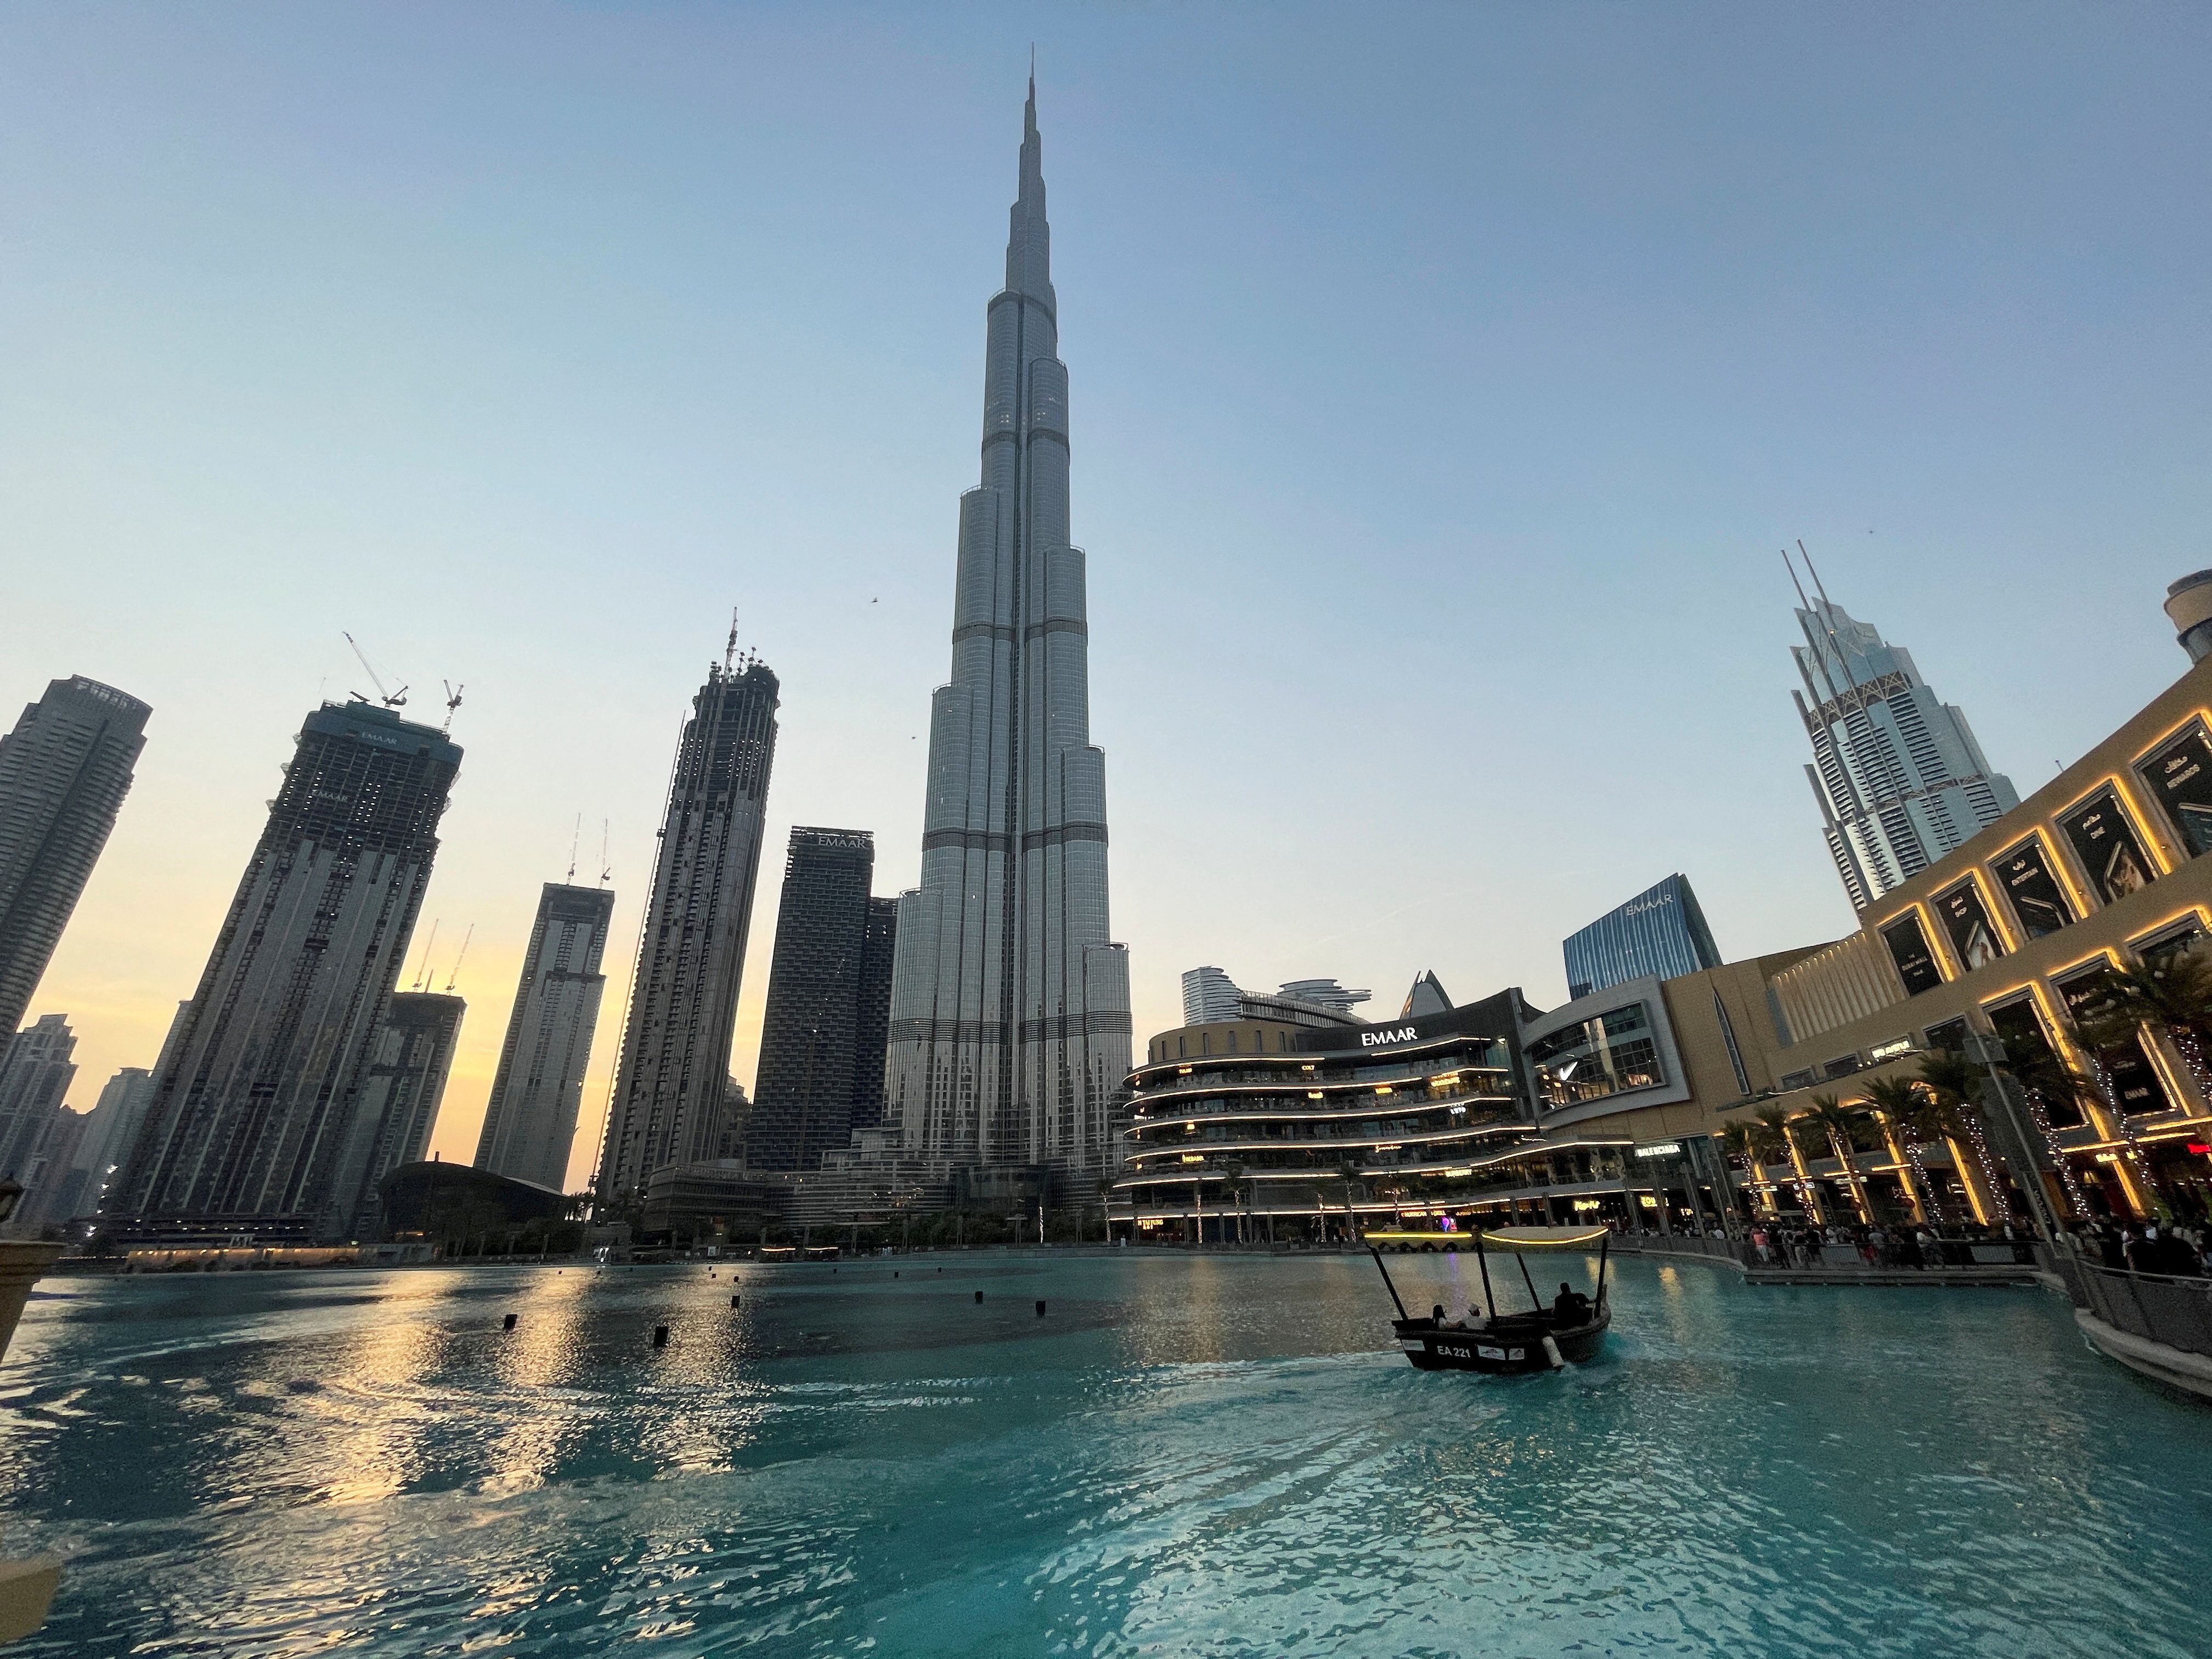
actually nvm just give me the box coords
[5,2,2208,1180]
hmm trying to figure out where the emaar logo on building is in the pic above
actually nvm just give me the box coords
[1361,1026,1420,1047]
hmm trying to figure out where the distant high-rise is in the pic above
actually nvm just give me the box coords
[1275,979,1372,1019]
[1791,591,2019,909]
[0,676,150,1042]
[886,80,1132,1186]
[115,702,460,1242]
[744,830,899,1172]
[595,661,778,1200]
[1563,874,1723,1000]
[0,1014,77,1182]
[1401,972,1453,1020]
[1181,967,1243,1027]
[76,1065,156,1214]
[474,883,614,1192]
[343,990,465,1237]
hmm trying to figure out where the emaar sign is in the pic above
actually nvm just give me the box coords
[1361,1026,1420,1047]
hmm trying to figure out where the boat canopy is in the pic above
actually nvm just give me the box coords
[1477,1225,1611,1250]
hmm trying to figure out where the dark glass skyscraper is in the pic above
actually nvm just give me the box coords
[115,701,460,1242]
[1562,873,1723,1001]
[885,80,1131,1185]
[0,676,150,1042]
[596,661,778,1200]
[474,882,613,1192]
[743,829,899,1172]
[343,989,465,1237]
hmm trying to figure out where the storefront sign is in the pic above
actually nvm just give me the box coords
[1882,912,1944,996]
[1361,1025,1420,1047]
[2138,721,2212,858]
[2060,792,2154,907]
[1869,1037,1917,1061]
[1935,878,2005,970]
[1992,836,2075,939]
[1633,1141,1681,1159]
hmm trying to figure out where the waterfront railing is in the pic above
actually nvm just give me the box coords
[2055,1256,2212,1360]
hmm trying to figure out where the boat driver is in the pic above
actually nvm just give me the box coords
[1552,1281,1591,1325]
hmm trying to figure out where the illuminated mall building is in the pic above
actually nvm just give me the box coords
[1116,576,2212,1242]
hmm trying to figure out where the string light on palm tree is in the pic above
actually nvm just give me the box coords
[1864,1075,1944,1227]
[1805,1093,1875,1223]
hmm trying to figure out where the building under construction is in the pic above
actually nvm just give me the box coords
[595,658,778,1203]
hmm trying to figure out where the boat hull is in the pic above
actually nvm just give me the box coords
[1391,1307,1610,1374]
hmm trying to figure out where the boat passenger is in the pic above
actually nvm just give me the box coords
[1552,1282,1591,1325]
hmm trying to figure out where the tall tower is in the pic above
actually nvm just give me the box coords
[343,989,465,1237]
[885,79,1132,1188]
[0,676,150,1042]
[114,702,460,1242]
[1791,588,2019,909]
[474,882,614,1192]
[743,828,897,1172]
[0,1014,77,1183]
[595,661,778,1200]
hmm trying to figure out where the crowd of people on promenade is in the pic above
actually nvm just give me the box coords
[2058,1218,2212,1279]
[1742,1219,2038,1270]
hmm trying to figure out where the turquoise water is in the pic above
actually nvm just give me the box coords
[5,1251,2210,1657]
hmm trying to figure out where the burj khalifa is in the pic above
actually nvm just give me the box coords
[884,78,1131,1187]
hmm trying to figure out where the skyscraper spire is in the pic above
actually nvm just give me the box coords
[885,78,1130,1189]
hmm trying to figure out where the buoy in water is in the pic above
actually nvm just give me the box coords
[503,1312,517,1331]
[652,1324,669,1348]
[1035,1300,1046,1317]
[731,1294,740,1308]
[974,1290,984,1304]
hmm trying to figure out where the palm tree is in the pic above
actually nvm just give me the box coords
[1915,1051,2004,1226]
[1861,1075,1938,1224]
[2095,947,2212,1091]
[1992,1041,2098,1217]
[1717,1120,1766,1222]
[1803,1093,1874,1222]
[1754,1103,1823,1221]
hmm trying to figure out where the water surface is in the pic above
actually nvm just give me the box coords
[4,1250,2207,1657]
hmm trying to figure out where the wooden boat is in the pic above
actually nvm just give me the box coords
[1369,1224,1612,1374]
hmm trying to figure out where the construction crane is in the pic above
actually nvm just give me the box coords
[342,633,408,710]
[443,924,474,994]
[441,680,464,731]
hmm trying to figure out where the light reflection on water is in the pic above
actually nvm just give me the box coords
[6,1252,2212,1657]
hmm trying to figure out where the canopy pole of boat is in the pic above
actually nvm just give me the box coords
[1365,1246,1409,1322]
[1473,1227,1498,1319]
[1515,1247,1544,1313]
[1596,1232,1610,1303]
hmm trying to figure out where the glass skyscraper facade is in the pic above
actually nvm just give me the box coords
[0,676,149,1043]
[744,829,898,1172]
[1562,873,1723,1001]
[885,80,1131,1186]
[1792,596,2019,910]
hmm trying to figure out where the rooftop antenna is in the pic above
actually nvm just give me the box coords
[567,814,582,884]
[342,633,408,710]
[410,919,441,992]
[443,923,473,994]
[441,680,464,731]
[724,608,740,673]
[599,819,612,887]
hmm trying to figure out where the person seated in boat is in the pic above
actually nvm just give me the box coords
[1431,1302,1449,1327]
[1552,1282,1592,1326]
